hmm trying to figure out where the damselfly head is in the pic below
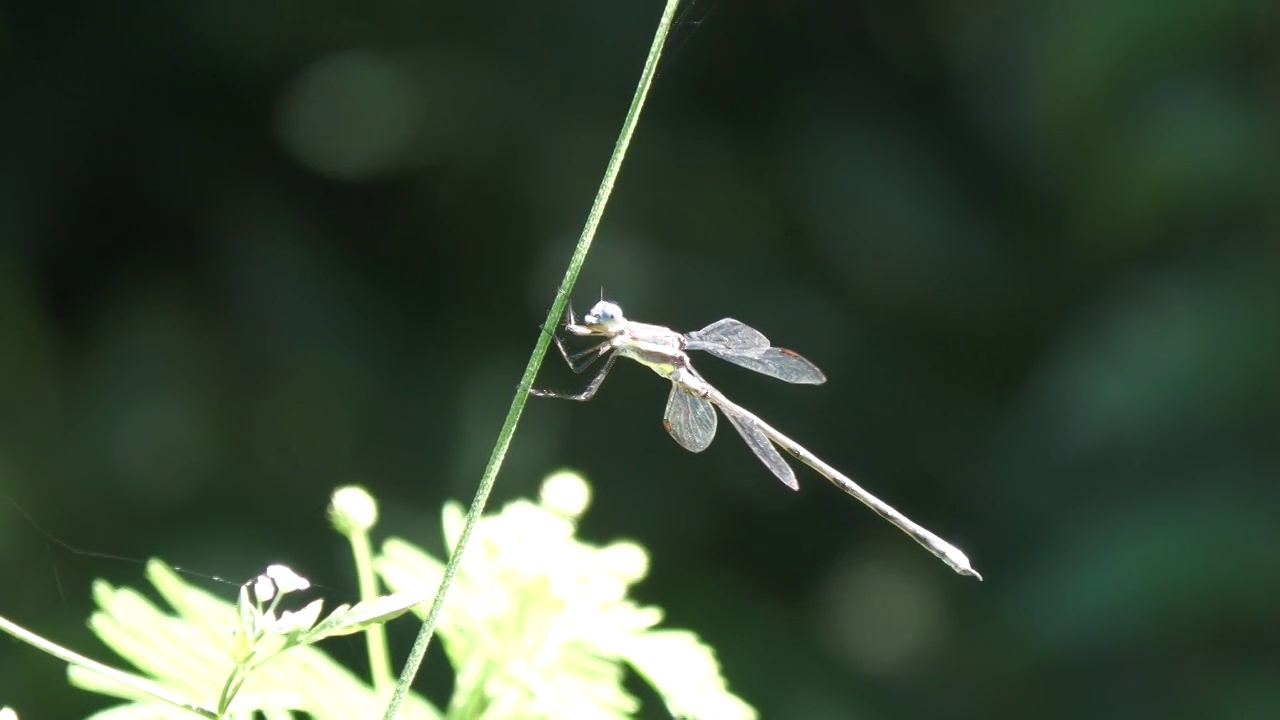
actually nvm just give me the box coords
[583,300,625,330]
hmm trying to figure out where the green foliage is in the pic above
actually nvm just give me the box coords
[377,471,756,720]
[3,474,751,719]
[66,561,437,719]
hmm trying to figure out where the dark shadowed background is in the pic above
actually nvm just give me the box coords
[2,0,1278,717]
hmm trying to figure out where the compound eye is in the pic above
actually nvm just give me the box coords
[585,301,624,327]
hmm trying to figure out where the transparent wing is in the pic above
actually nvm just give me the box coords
[663,384,717,453]
[702,346,827,385]
[685,318,770,353]
[719,405,799,490]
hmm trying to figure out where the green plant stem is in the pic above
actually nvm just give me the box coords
[380,2,684,718]
[0,613,218,719]
[350,525,395,698]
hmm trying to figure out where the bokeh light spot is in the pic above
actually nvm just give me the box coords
[276,49,426,181]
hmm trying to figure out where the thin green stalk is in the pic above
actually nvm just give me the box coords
[381,2,683,718]
[0,614,217,719]
[351,524,395,698]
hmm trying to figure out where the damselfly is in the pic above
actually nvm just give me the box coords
[531,300,981,580]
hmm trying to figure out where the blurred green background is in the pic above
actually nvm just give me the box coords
[2,0,1278,717]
